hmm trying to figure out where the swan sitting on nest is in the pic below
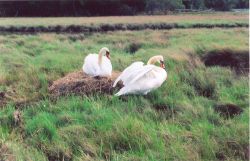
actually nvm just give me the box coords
[113,55,167,96]
[83,47,112,77]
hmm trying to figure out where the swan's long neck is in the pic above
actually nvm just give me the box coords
[98,50,103,66]
[147,57,157,65]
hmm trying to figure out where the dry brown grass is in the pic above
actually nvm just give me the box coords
[0,143,15,161]
[168,52,190,61]
[49,71,122,99]
[39,34,57,42]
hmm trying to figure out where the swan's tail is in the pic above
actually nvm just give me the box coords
[113,76,121,87]
[113,79,119,87]
[114,87,127,96]
[114,91,122,96]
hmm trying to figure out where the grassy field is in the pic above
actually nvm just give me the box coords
[0,14,249,161]
[0,12,248,27]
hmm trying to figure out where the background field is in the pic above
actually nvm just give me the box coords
[0,13,249,161]
[0,13,248,27]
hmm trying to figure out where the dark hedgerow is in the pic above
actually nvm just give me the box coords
[0,23,248,33]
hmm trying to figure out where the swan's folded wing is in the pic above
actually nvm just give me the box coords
[128,65,156,85]
[113,62,144,87]
[83,54,99,76]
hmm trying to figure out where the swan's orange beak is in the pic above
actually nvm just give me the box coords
[160,61,165,69]
[106,51,110,60]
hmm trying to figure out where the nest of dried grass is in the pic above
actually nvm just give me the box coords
[49,71,122,99]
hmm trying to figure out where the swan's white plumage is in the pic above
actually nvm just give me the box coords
[113,56,167,96]
[113,62,144,87]
[82,48,112,77]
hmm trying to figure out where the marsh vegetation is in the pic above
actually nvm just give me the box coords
[0,14,249,161]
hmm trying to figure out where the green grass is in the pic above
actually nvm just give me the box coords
[0,26,249,161]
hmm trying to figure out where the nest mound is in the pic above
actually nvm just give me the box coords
[49,71,122,98]
[214,104,243,118]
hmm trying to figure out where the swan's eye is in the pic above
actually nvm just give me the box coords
[160,60,165,69]
[106,51,110,59]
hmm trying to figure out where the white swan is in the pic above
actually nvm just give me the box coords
[113,55,167,96]
[82,47,112,77]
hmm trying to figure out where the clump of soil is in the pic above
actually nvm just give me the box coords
[0,90,29,108]
[154,104,171,112]
[47,152,72,161]
[67,34,85,41]
[48,71,122,99]
[153,104,178,119]
[13,110,22,126]
[244,145,250,160]
[125,42,142,54]
[214,104,243,118]
[202,49,249,74]
[216,143,249,160]
[0,92,6,107]
[215,152,226,160]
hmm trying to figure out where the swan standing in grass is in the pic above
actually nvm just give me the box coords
[113,55,167,96]
[83,47,112,77]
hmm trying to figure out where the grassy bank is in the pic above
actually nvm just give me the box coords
[0,27,249,160]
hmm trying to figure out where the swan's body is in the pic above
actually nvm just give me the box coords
[83,47,112,77]
[113,62,144,86]
[113,55,167,96]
